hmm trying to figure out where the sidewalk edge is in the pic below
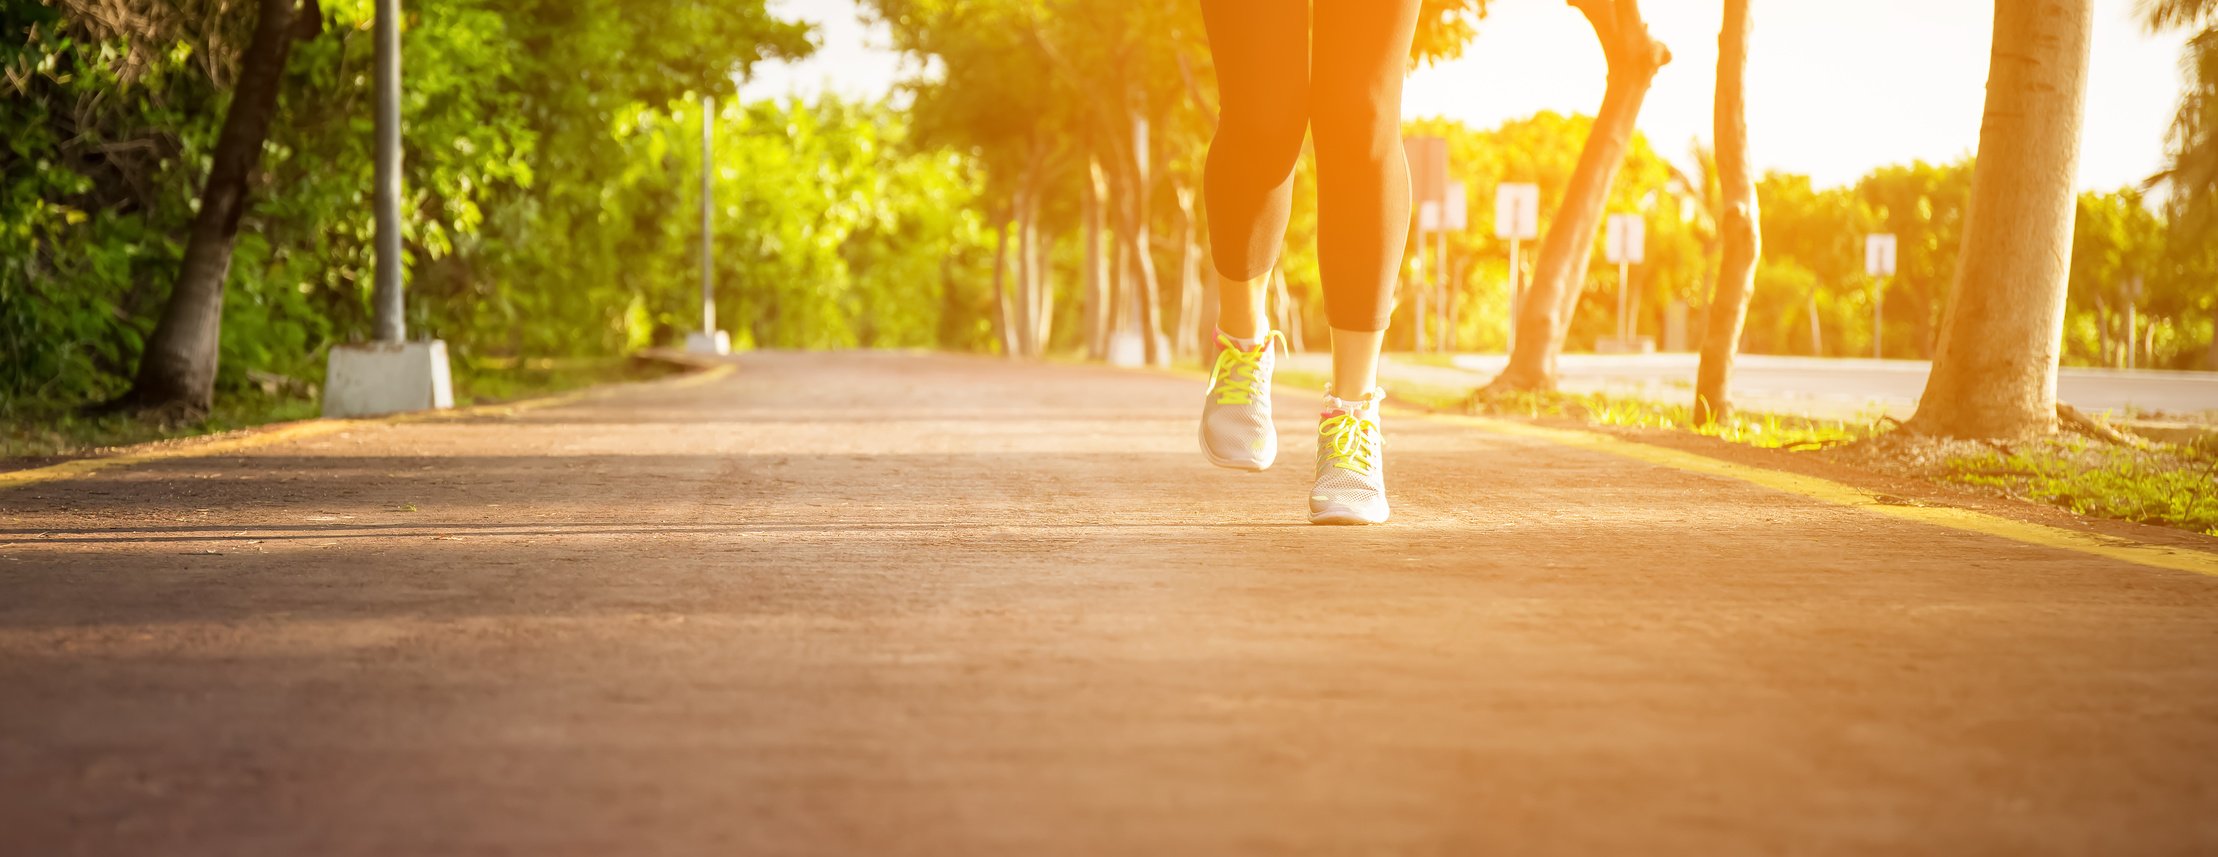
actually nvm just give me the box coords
[0,363,735,493]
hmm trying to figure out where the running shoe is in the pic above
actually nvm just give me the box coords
[1199,330,1283,471]
[1309,386,1388,525]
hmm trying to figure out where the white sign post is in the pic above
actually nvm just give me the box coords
[687,94,730,355]
[1495,183,1539,352]
[1605,213,1646,343]
[1437,181,1467,352]
[1404,136,1448,352]
[1865,233,1897,359]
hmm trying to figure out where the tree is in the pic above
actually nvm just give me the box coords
[1908,0,2093,439]
[1744,172,1876,357]
[1855,160,1973,357]
[109,0,320,417]
[1395,112,1683,354]
[2143,0,2218,368]
[1485,0,1670,392]
[1692,0,1757,425]
[2065,189,2164,366]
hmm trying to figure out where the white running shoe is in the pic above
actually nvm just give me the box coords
[1309,386,1388,525]
[1199,331,1282,471]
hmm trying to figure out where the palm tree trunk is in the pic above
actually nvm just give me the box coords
[1909,0,2093,439]
[118,0,309,417]
[1693,0,1760,426]
[1486,0,1670,392]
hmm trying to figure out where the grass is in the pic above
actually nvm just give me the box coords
[1,354,674,461]
[1938,437,2218,536]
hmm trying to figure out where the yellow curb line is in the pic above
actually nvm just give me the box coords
[1429,412,2218,578]
[0,363,736,493]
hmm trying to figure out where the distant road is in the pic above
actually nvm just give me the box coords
[1280,353,2218,422]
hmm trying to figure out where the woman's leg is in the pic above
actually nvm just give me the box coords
[1310,0,1422,393]
[1306,0,1420,525]
[1199,0,1310,339]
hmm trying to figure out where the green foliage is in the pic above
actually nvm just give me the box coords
[1944,439,2218,536]
[1853,159,1971,358]
[1368,113,1686,353]
[605,97,995,351]
[3,0,996,423]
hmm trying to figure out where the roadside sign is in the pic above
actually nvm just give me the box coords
[1419,201,1440,232]
[1443,181,1467,230]
[1865,233,1897,277]
[1495,183,1539,240]
[1403,136,1449,210]
[1605,214,1645,265]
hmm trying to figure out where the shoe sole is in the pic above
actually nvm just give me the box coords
[1308,505,1388,525]
[1198,421,1275,472]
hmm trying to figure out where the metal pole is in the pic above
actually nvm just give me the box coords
[1435,216,1449,352]
[1507,237,1520,354]
[372,0,404,343]
[1623,259,1641,344]
[1873,279,1884,360]
[700,94,716,335]
[1412,235,1427,352]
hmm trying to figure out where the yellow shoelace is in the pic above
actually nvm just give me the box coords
[1320,410,1380,473]
[1208,332,1282,405]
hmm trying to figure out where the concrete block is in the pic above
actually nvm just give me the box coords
[1106,332,1145,367]
[686,330,731,356]
[1595,336,1656,355]
[323,340,455,418]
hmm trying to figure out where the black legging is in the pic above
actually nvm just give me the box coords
[1200,0,1422,333]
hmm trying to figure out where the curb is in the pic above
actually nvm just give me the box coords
[0,356,734,493]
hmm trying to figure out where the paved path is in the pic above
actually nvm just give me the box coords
[4,352,2217,855]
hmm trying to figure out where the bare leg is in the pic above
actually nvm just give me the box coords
[1215,270,1273,340]
[1330,327,1385,396]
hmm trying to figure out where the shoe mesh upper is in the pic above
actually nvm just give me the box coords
[1311,394,1387,520]
[1200,335,1277,468]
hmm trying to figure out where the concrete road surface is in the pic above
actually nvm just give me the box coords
[4,352,2216,856]
[1278,352,2218,422]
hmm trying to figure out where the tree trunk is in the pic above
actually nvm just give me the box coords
[1013,187,1034,357]
[1172,181,1205,361]
[116,0,309,418]
[1805,286,1823,355]
[1486,0,1671,392]
[1082,154,1109,360]
[2094,296,2112,367]
[1908,0,2092,439]
[1032,191,1054,356]
[1693,1,1760,426]
[2205,304,2218,370]
[1117,145,1169,367]
[991,216,1018,357]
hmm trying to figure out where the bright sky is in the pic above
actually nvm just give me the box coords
[741,0,2192,192]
